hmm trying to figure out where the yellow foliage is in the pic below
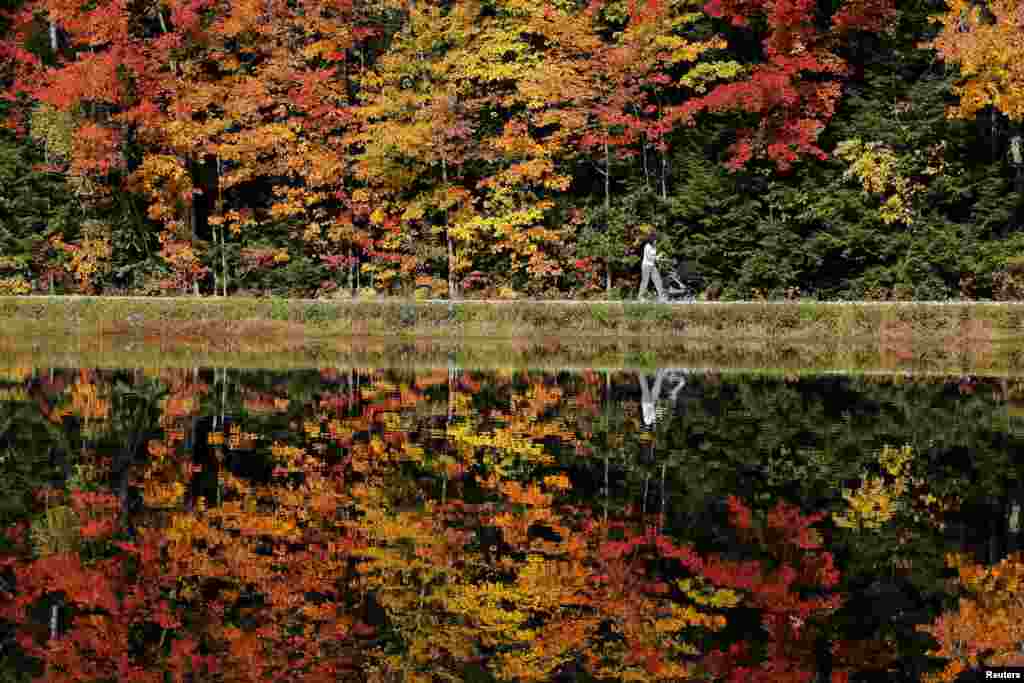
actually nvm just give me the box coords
[30,504,81,557]
[30,104,77,161]
[929,0,1024,122]
[834,444,914,530]
[835,139,919,225]
[0,276,31,295]
[143,480,186,509]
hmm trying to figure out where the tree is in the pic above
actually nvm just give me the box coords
[928,0,1024,123]
[679,0,897,170]
[919,552,1024,682]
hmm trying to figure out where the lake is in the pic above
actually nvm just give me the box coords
[1,364,1022,682]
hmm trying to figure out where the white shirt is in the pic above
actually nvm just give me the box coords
[642,243,657,268]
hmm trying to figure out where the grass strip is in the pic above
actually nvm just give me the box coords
[2,295,1024,340]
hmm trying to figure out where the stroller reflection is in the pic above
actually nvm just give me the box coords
[639,368,691,428]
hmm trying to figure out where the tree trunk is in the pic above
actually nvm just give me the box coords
[217,156,228,296]
[642,135,650,191]
[603,370,610,525]
[49,21,58,53]
[50,603,60,641]
[442,155,458,301]
[448,233,455,300]
[661,148,668,200]
[659,462,667,535]
[221,226,228,297]
[992,107,999,164]
[604,138,612,296]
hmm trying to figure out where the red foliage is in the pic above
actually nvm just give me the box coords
[656,496,845,681]
[684,0,896,170]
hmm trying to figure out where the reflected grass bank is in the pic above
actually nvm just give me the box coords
[2,332,1024,377]
[3,295,1024,374]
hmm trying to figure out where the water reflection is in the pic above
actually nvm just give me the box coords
[638,368,689,428]
[2,366,1024,681]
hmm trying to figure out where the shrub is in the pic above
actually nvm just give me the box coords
[0,276,31,295]
[994,255,1024,301]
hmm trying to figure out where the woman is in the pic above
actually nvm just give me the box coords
[638,232,667,302]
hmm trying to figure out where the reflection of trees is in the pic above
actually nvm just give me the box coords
[918,552,1024,682]
[3,368,1024,680]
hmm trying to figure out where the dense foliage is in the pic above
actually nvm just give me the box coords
[1,0,1024,299]
[4,367,1024,680]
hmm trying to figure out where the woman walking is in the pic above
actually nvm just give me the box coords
[638,233,667,302]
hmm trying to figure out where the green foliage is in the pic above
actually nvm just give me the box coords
[268,297,290,321]
[0,137,69,285]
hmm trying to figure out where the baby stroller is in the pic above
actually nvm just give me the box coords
[664,260,702,302]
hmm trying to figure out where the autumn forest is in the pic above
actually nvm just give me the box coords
[4,366,1024,681]
[2,0,1024,300]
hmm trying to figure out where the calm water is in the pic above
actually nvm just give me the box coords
[2,365,1023,682]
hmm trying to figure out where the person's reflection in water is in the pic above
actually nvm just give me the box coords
[637,368,690,532]
[638,368,690,428]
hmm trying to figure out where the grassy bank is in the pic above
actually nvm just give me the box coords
[3,294,1024,339]
[1,295,1024,373]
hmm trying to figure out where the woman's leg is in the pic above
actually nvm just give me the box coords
[651,267,666,301]
[639,264,652,299]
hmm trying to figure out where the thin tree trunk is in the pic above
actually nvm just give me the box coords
[604,138,612,296]
[50,604,59,641]
[217,156,227,296]
[447,233,455,300]
[659,462,667,534]
[49,21,58,52]
[446,359,455,508]
[604,140,611,213]
[661,148,668,200]
[642,135,650,191]
[992,107,999,164]
[156,10,177,73]
[214,225,221,297]
[443,155,455,300]
[642,474,649,516]
[219,222,226,296]
[603,370,610,526]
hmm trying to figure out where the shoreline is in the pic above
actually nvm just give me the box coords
[1,294,1023,338]
[0,295,1023,373]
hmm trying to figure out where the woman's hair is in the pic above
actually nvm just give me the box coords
[644,232,659,245]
